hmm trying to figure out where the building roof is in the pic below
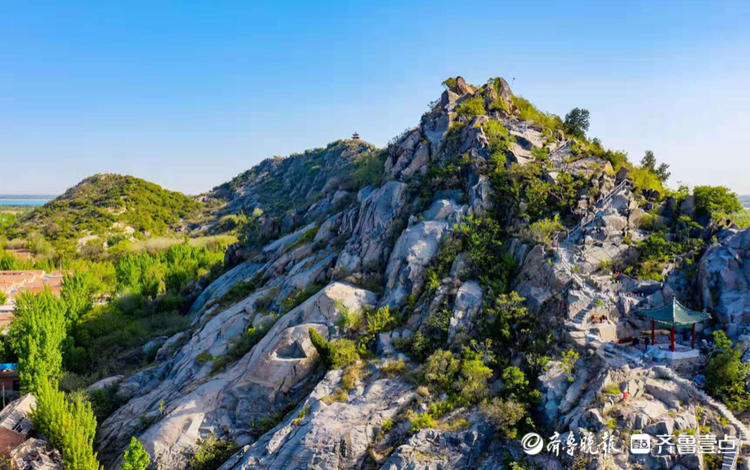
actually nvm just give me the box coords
[640,298,711,327]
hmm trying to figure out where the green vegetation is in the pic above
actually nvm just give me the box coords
[280,284,324,313]
[8,174,206,260]
[308,328,360,369]
[9,291,67,392]
[189,434,238,470]
[705,330,750,411]
[31,378,99,469]
[210,321,276,375]
[351,150,387,189]
[563,108,590,138]
[640,150,670,183]
[510,96,564,136]
[121,437,150,470]
[521,216,564,248]
[693,186,743,220]
[456,95,486,118]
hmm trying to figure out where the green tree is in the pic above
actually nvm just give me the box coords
[0,290,6,305]
[9,291,67,392]
[705,330,750,410]
[122,437,150,470]
[563,108,590,138]
[31,378,100,469]
[640,150,671,183]
[693,186,743,219]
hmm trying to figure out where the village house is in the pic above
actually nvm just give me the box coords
[0,270,64,328]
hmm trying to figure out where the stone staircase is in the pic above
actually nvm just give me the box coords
[656,367,748,470]
[557,180,628,329]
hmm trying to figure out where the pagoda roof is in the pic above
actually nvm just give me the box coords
[640,297,710,327]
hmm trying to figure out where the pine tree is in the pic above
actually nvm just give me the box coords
[122,437,151,470]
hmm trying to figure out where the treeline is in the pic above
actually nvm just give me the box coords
[2,243,225,468]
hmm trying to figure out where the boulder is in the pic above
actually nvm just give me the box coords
[335,182,408,275]
[382,221,451,308]
[448,280,483,340]
[10,438,63,470]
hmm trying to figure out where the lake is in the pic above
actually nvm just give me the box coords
[0,197,53,207]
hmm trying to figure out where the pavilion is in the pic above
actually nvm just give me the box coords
[640,297,710,352]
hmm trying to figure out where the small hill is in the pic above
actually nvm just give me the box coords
[10,174,205,248]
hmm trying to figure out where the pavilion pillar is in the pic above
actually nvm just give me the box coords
[691,323,696,349]
[651,320,655,345]
[670,324,675,352]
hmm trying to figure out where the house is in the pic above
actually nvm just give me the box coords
[0,270,64,328]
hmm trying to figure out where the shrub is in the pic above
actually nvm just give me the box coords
[409,412,435,433]
[693,186,743,219]
[560,349,579,374]
[189,435,238,470]
[521,216,564,248]
[480,397,526,438]
[351,151,386,188]
[281,284,324,313]
[308,329,360,369]
[122,436,150,470]
[705,330,750,410]
[210,321,275,375]
[423,349,460,393]
[458,357,492,403]
[380,359,406,376]
[456,96,485,118]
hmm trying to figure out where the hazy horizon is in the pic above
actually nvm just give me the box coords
[1,1,749,196]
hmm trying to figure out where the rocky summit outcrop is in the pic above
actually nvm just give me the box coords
[96,75,750,470]
[699,227,750,336]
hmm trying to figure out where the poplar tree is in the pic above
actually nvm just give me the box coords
[8,290,67,392]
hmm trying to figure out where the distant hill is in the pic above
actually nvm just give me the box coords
[9,174,205,247]
[739,194,750,208]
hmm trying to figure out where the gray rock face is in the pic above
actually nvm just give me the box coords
[98,282,377,469]
[449,280,483,340]
[221,373,414,470]
[382,220,450,308]
[698,228,750,336]
[335,181,408,275]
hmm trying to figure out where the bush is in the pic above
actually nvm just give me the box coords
[480,397,526,438]
[521,216,564,248]
[189,435,238,470]
[281,284,324,313]
[122,436,150,470]
[705,330,750,411]
[308,329,360,369]
[210,321,275,375]
[693,186,743,219]
[456,96,485,118]
[380,359,406,376]
[409,412,435,433]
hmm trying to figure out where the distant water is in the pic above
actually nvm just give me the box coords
[0,196,54,207]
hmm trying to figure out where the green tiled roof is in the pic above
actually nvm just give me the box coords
[640,298,710,326]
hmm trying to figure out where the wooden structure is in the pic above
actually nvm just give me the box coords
[351,132,360,140]
[640,298,710,352]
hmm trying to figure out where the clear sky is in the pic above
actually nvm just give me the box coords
[1,1,749,196]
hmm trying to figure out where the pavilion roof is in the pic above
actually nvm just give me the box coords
[640,298,710,327]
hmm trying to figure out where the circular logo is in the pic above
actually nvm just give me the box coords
[521,432,544,455]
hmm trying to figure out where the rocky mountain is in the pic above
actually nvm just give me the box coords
[86,76,750,469]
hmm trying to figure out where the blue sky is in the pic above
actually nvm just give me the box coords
[1,1,749,195]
